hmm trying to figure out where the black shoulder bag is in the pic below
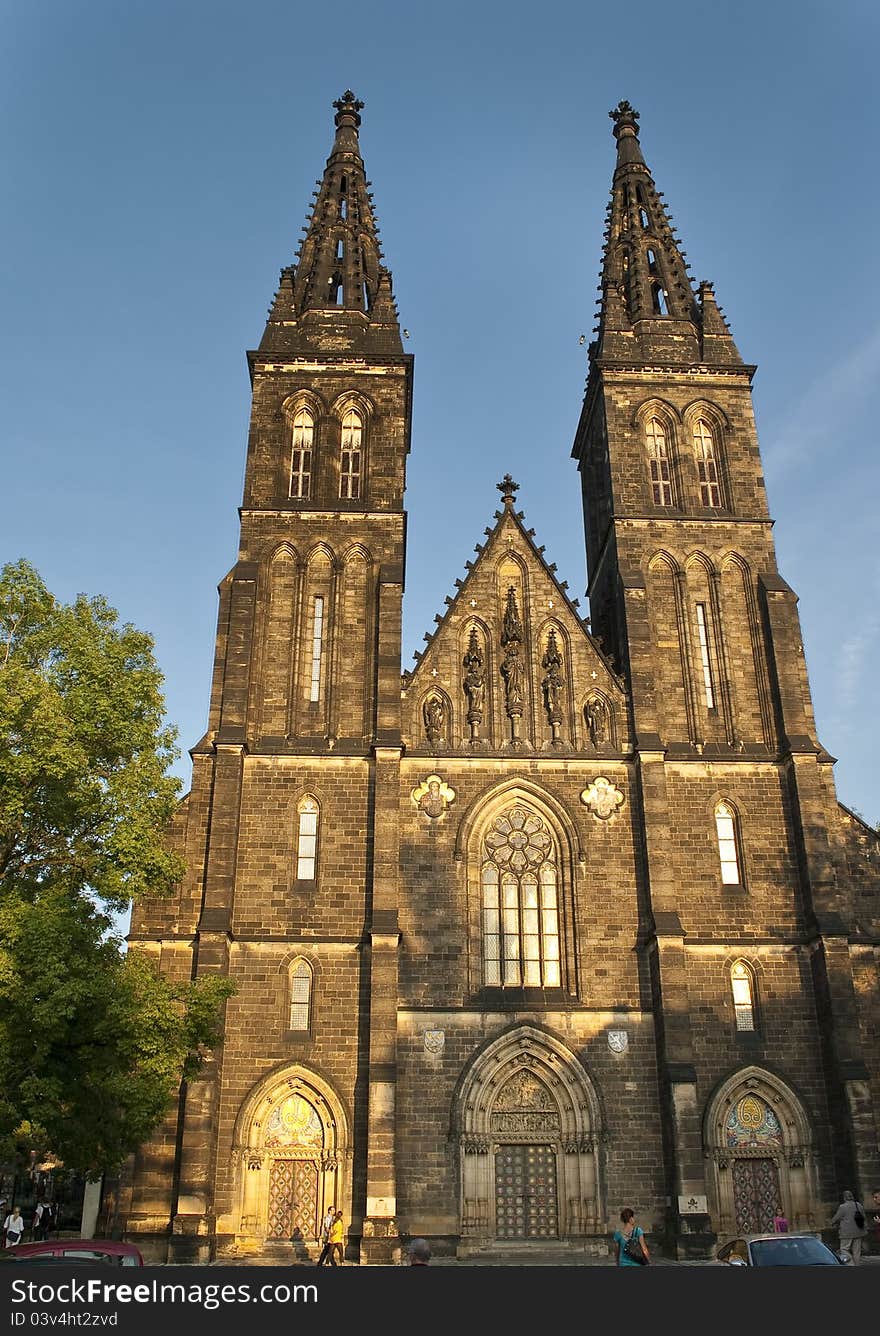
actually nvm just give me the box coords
[623,1226,648,1265]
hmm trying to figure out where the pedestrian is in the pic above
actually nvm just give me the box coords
[4,1206,25,1248]
[407,1237,431,1266]
[33,1199,51,1241]
[830,1189,867,1264]
[328,1209,345,1266]
[868,1190,880,1257]
[613,1207,650,1266]
[772,1210,789,1233]
[315,1206,340,1266]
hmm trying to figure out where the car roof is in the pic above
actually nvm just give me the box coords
[15,1239,142,1257]
[739,1233,823,1243]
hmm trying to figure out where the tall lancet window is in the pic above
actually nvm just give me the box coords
[481,805,560,988]
[694,419,722,508]
[339,409,363,499]
[296,797,319,881]
[309,597,325,702]
[646,417,673,506]
[730,960,756,1032]
[289,409,314,499]
[289,959,313,1031]
[715,801,743,886]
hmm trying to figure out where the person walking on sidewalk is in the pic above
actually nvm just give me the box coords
[830,1190,867,1264]
[328,1210,345,1266]
[4,1206,25,1248]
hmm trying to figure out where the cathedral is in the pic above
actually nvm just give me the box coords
[124,93,880,1263]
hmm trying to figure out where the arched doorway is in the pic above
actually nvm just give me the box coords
[231,1066,349,1249]
[453,1026,604,1247]
[704,1067,819,1238]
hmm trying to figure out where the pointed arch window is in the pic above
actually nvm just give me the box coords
[695,603,716,710]
[289,409,314,499]
[308,598,324,702]
[715,801,743,886]
[339,409,363,499]
[481,805,560,988]
[730,960,755,1032]
[296,797,320,880]
[694,419,722,507]
[651,282,668,316]
[289,959,313,1031]
[646,417,673,506]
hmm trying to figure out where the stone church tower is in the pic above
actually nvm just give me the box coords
[125,94,880,1263]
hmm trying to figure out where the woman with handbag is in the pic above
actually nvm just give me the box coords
[613,1207,650,1266]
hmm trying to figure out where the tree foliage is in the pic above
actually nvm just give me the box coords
[0,560,232,1173]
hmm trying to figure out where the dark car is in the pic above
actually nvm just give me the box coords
[0,1239,144,1266]
[716,1233,851,1266]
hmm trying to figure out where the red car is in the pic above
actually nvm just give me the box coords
[1,1239,144,1266]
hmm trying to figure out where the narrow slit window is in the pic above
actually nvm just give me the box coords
[647,247,659,274]
[339,197,347,219]
[694,419,722,507]
[695,603,715,709]
[339,409,363,499]
[296,798,319,881]
[639,208,650,229]
[309,597,324,702]
[715,801,742,885]
[646,417,673,506]
[289,959,313,1031]
[335,238,344,260]
[731,960,755,1031]
[289,409,314,499]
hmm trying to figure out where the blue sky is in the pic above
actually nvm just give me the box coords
[3,0,880,831]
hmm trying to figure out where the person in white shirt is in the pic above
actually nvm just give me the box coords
[4,1207,25,1247]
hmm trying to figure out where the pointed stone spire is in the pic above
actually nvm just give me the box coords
[594,102,741,366]
[258,92,402,356]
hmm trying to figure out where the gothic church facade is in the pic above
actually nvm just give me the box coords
[125,94,880,1262]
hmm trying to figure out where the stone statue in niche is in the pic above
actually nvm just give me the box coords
[585,697,608,747]
[500,587,525,739]
[541,630,564,739]
[462,628,485,727]
[423,695,444,744]
[501,643,525,713]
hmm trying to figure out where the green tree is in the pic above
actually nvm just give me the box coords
[0,560,232,1173]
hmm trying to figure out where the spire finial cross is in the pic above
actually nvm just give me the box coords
[609,100,640,137]
[333,90,364,130]
[497,474,519,507]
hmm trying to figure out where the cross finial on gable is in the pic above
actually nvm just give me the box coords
[497,474,519,507]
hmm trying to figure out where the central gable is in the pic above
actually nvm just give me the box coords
[403,485,626,753]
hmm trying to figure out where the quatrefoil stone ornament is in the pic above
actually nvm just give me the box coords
[580,776,625,820]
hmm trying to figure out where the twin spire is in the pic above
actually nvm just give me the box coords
[595,100,741,365]
[259,91,402,356]
[260,93,740,366]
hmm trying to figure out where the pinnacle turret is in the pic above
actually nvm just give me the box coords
[593,101,741,365]
[258,92,402,356]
